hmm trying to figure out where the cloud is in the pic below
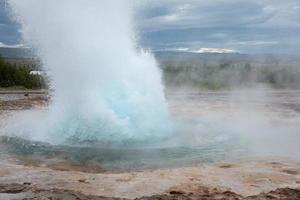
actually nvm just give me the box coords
[0,41,24,48]
[0,0,21,45]
[172,47,238,54]
[192,48,237,54]
[137,0,300,54]
[237,41,279,46]
[0,0,299,54]
[137,0,277,31]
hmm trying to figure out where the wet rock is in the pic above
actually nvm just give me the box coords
[281,169,298,175]
[169,190,185,195]
[78,179,89,183]
[139,187,300,200]
[0,183,29,194]
[245,188,300,200]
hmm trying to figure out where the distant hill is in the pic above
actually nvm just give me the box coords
[1,47,299,66]
[0,47,33,58]
[154,51,300,65]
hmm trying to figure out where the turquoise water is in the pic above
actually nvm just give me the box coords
[0,120,248,171]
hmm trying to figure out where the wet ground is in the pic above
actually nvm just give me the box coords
[0,90,48,111]
[1,88,300,171]
[0,88,300,199]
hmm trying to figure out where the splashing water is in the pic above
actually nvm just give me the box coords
[7,0,171,144]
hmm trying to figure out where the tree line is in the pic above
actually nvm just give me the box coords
[0,55,46,89]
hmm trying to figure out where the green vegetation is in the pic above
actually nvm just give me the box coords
[0,54,46,89]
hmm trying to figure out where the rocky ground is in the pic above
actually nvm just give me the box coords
[0,159,299,199]
[0,184,300,200]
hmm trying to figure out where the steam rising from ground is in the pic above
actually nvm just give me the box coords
[167,85,300,159]
[7,0,171,144]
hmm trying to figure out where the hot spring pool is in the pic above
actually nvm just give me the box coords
[0,128,247,172]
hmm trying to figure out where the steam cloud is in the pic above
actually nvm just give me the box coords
[7,0,171,144]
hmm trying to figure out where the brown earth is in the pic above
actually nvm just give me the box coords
[0,159,299,200]
[0,182,299,200]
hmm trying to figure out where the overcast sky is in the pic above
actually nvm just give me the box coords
[1,0,300,54]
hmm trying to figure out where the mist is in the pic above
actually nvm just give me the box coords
[160,52,300,160]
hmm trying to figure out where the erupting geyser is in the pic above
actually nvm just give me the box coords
[8,0,171,144]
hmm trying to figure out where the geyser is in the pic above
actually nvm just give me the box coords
[7,0,171,144]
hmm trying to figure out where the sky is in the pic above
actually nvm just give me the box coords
[1,0,300,54]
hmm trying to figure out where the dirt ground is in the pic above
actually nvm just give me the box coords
[0,159,299,199]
